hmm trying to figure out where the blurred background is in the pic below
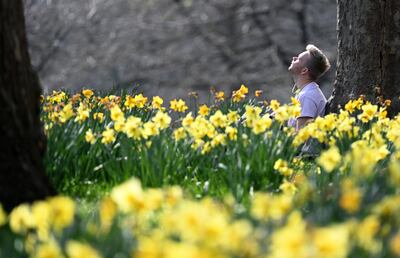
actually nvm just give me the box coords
[24,0,337,102]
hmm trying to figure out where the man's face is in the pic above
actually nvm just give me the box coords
[288,50,310,75]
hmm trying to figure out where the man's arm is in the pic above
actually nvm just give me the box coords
[296,117,313,131]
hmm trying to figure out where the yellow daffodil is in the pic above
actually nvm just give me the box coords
[142,121,159,138]
[152,111,171,130]
[170,99,188,112]
[58,103,74,123]
[357,103,378,123]
[214,91,225,101]
[232,84,248,102]
[274,159,294,177]
[0,204,6,227]
[270,100,280,111]
[279,180,297,196]
[66,241,103,258]
[82,89,94,99]
[317,146,341,173]
[227,110,240,124]
[225,126,237,140]
[198,104,210,116]
[74,103,90,123]
[210,110,227,128]
[124,94,148,109]
[33,241,64,258]
[85,129,96,144]
[124,116,142,139]
[9,204,35,233]
[339,179,362,214]
[173,127,187,141]
[99,197,117,232]
[110,105,125,122]
[93,112,104,123]
[48,196,75,232]
[101,127,116,144]
[151,96,163,109]
[312,224,350,258]
[390,233,400,256]
[268,211,308,258]
[111,178,145,213]
[50,91,67,103]
[356,215,382,254]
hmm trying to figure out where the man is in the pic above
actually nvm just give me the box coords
[287,44,331,131]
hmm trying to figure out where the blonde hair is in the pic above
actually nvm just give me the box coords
[306,44,331,80]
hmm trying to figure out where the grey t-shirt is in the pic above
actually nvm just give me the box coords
[288,82,327,127]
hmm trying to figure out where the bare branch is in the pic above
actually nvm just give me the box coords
[248,0,292,66]
[172,0,240,70]
[294,0,309,46]
[35,25,75,72]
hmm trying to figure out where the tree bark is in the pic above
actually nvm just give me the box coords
[330,0,400,116]
[0,0,55,211]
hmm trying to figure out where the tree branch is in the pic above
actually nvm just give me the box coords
[248,0,292,66]
[172,0,240,70]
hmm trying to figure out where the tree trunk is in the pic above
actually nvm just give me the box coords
[330,0,400,116]
[0,0,55,211]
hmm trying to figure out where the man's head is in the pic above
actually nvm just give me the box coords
[288,44,331,81]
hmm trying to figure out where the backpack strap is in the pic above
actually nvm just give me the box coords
[324,95,334,116]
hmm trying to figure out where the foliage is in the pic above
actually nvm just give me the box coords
[42,87,298,201]
[1,86,400,257]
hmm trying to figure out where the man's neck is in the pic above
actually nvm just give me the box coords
[294,77,313,90]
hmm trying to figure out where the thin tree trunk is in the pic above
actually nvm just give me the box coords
[0,0,55,211]
[330,0,400,116]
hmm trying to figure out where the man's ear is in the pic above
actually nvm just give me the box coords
[300,67,309,76]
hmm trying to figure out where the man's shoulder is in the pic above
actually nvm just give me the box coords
[298,90,324,102]
[300,83,326,102]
